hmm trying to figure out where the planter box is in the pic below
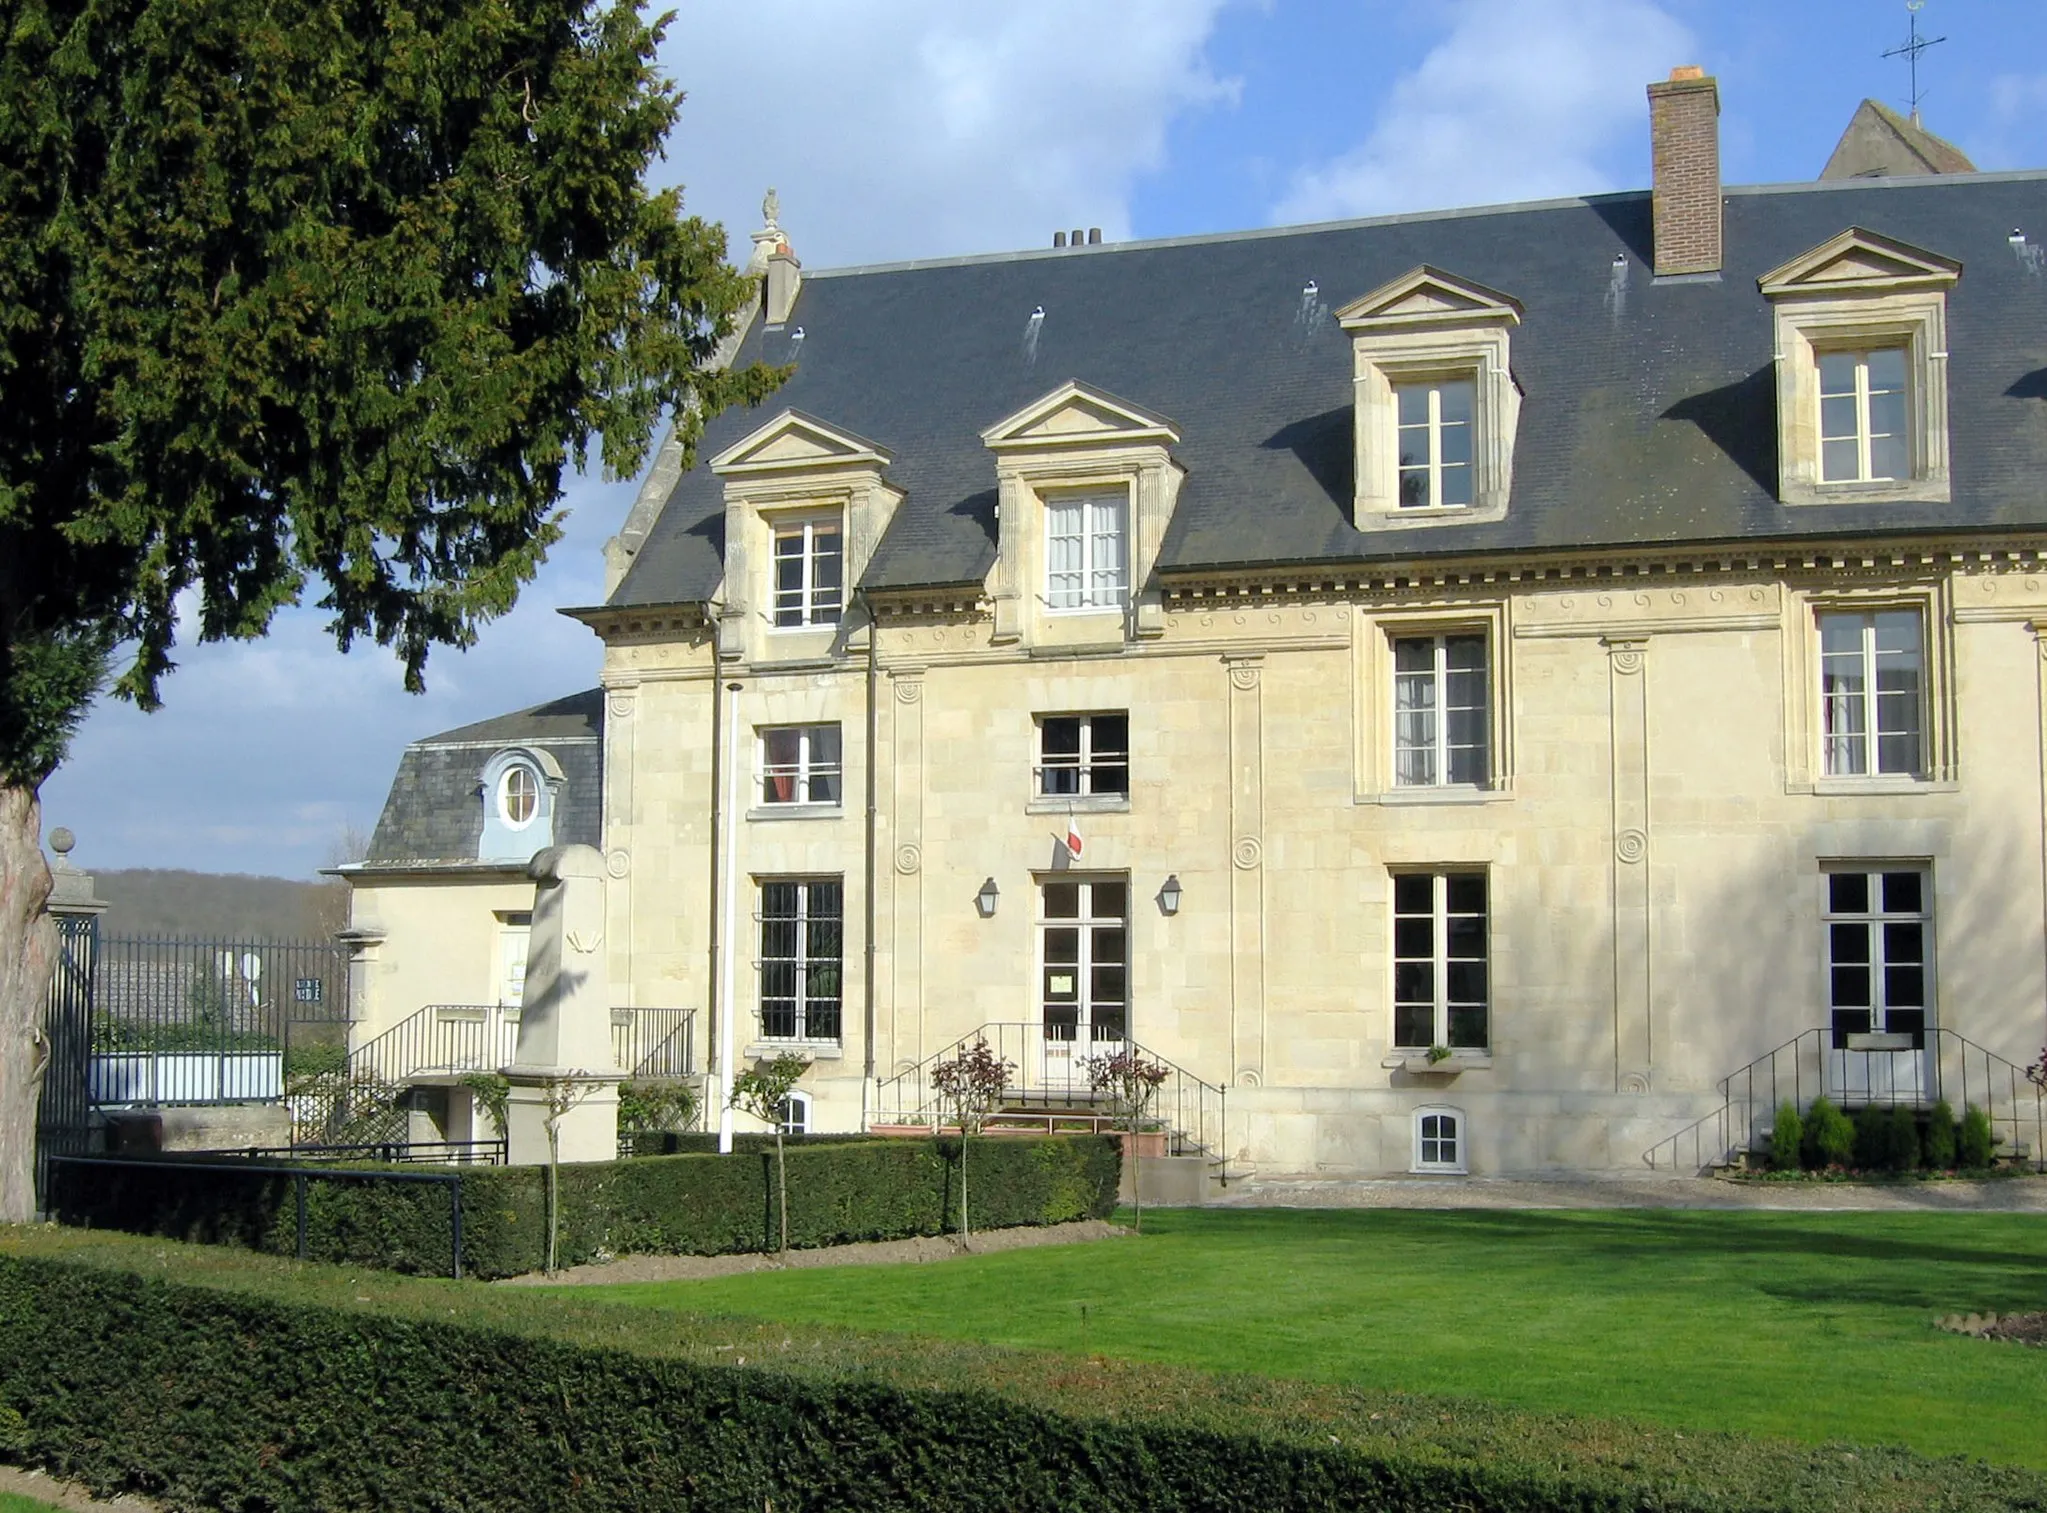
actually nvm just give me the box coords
[1843,1032,1918,1052]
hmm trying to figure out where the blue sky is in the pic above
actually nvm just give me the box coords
[40,0,2047,879]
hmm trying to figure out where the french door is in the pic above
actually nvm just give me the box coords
[1039,877,1127,1089]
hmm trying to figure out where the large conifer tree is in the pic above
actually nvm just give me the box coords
[0,0,780,1217]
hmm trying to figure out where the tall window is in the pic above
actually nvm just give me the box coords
[1037,713,1129,798]
[1820,610,1923,777]
[758,879,842,1042]
[1825,869,1930,1047]
[1045,492,1128,611]
[759,725,842,806]
[1819,348,1908,483]
[1040,879,1127,1049]
[772,518,843,628]
[1395,379,1475,508]
[1392,872,1488,1050]
[1393,634,1489,786]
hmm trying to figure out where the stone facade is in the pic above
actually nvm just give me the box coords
[347,74,2047,1176]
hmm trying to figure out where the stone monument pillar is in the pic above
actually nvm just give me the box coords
[502,845,621,1165]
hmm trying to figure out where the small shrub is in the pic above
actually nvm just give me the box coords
[1923,1099,1957,1168]
[1802,1095,1854,1169]
[1769,1101,1804,1171]
[617,1079,699,1136]
[1959,1104,1997,1169]
[1882,1106,1919,1173]
[1851,1104,1888,1170]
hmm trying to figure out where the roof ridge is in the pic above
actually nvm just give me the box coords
[802,170,2047,283]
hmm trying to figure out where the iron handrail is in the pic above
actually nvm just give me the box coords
[1644,1026,2046,1173]
[870,1021,1228,1182]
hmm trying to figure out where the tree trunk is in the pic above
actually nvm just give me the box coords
[1130,1117,1143,1235]
[774,1125,788,1258]
[0,783,57,1223]
[959,1128,971,1249]
[544,1124,561,1276]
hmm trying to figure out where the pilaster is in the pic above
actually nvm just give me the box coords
[889,673,925,1069]
[1226,655,1266,1084]
[1605,638,1652,1093]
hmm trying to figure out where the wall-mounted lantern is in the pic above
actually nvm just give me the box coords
[975,877,1001,919]
[1157,874,1183,917]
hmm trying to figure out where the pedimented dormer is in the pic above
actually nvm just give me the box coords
[1759,228,1960,507]
[708,409,903,665]
[981,381,1185,648]
[1336,267,1522,528]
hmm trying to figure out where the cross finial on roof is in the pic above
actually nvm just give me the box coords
[1882,0,1947,124]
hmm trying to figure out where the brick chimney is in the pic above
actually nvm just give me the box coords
[1647,66,1721,277]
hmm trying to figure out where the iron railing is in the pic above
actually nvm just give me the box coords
[296,1004,698,1148]
[86,933,350,1108]
[34,913,99,1208]
[870,1021,1228,1176]
[1644,1026,2046,1172]
[216,1140,507,1166]
[49,1154,472,1279]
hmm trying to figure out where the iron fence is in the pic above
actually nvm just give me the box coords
[870,1020,1228,1177]
[49,1154,471,1279]
[34,913,99,1208]
[1644,1026,2046,1172]
[89,933,349,1106]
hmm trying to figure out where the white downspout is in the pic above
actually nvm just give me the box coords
[718,679,743,1154]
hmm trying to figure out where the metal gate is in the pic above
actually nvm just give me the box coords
[34,913,99,1209]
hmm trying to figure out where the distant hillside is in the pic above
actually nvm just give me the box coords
[91,869,346,942]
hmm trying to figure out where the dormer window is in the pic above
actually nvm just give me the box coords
[1818,348,1908,483]
[1336,267,1521,529]
[1759,227,1959,507]
[478,747,561,862]
[1045,490,1128,611]
[772,516,843,628]
[979,381,1184,648]
[1396,380,1476,508]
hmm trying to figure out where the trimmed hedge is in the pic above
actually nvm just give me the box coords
[3,1229,2045,1512]
[50,1135,1121,1279]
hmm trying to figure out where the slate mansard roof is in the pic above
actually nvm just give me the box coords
[611,171,2047,610]
[361,689,603,870]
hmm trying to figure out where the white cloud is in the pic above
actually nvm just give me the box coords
[1272,0,1694,225]
[662,0,1236,268]
[1969,72,2047,170]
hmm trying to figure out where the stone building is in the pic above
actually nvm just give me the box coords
[344,71,2047,1178]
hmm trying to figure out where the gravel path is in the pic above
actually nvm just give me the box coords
[0,1463,157,1512]
[498,1218,1127,1285]
[1211,1172,2047,1211]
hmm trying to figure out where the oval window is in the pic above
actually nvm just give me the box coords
[499,765,540,828]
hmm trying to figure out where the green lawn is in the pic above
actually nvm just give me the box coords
[0,1494,69,1512]
[591,1207,2047,1467]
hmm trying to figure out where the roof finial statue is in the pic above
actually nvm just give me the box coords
[762,188,781,232]
[748,188,789,274]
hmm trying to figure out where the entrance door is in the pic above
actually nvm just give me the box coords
[1040,878,1127,1093]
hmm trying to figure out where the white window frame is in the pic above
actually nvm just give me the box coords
[758,724,843,808]
[770,515,844,629]
[1817,347,1910,485]
[497,764,540,829]
[779,1089,812,1135]
[1391,633,1490,788]
[1043,490,1128,613]
[1818,609,1925,779]
[1393,378,1476,510]
[1822,866,1933,1047]
[1391,870,1489,1052]
[1035,712,1130,801]
[756,878,843,1044]
[1037,876,1130,1054]
[1412,1105,1468,1174]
